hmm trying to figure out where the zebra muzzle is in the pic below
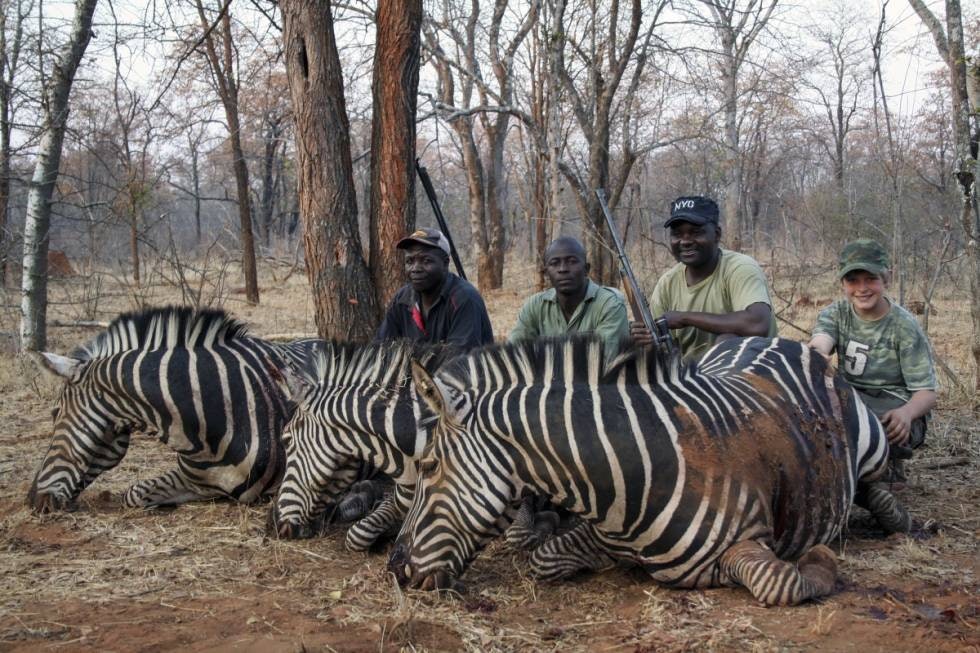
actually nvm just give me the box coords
[388,542,411,585]
[27,488,76,514]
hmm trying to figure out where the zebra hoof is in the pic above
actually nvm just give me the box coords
[797,544,837,597]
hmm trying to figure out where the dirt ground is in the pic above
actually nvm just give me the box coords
[1,260,978,652]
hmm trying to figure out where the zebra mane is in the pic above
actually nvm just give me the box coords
[71,305,251,360]
[305,339,461,394]
[436,335,685,389]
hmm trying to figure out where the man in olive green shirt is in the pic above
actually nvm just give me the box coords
[631,196,777,360]
[511,236,629,358]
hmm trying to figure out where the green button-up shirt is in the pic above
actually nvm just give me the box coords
[509,280,629,358]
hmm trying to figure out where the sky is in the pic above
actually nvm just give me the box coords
[30,0,976,121]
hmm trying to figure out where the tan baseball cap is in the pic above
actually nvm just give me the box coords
[396,227,450,255]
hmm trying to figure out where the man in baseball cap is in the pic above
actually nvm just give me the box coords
[395,227,451,256]
[376,227,493,350]
[630,195,777,360]
[663,196,720,229]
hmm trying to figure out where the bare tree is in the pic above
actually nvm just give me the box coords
[369,0,422,309]
[19,0,97,351]
[281,0,380,340]
[0,0,30,284]
[192,0,259,305]
[423,0,539,290]
[684,0,780,252]
[550,0,670,284]
[907,0,980,395]
[805,1,867,192]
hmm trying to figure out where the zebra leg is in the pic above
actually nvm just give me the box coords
[345,494,405,551]
[719,540,837,606]
[854,482,912,534]
[504,497,560,550]
[528,521,617,581]
[124,469,211,508]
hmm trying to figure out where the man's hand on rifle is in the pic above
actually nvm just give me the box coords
[629,320,654,346]
[631,313,684,346]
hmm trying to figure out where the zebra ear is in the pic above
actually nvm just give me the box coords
[33,352,85,382]
[411,359,448,418]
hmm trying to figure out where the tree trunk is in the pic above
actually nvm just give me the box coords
[588,98,615,285]
[721,52,742,251]
[484,120,507,289]
[369,0,422,311]
[260,117,280,249]
[908,0,978,396]
[0,74,10,286]
[194,1,259,305]
[281,0,379,341]
[191,146,202,244]
[19,0,98,351]
[130,209,140,287]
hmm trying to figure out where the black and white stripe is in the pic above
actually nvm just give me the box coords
[268,340,458,550]
[28,306,318,512]
[390,336,903,605]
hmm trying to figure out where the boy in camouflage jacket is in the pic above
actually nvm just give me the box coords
[808,240,937,481]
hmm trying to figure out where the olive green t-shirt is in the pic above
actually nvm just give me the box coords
[510,280,629,357]
[649,249,777,360]
[812,298,937,401]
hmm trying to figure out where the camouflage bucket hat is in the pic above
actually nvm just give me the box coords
[838,239,889,278]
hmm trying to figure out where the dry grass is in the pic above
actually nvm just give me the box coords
[0,256,978,652]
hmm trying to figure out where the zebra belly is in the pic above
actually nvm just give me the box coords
[596,457,852,588]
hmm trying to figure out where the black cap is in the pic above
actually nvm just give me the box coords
[664,196,719,228]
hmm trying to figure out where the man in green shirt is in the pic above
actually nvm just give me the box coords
[511,236,629,358]
[631,196,777,360]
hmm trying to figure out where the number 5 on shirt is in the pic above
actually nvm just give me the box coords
[844,340,869,376]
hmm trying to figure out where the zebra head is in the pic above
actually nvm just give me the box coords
[389,359,516,592]
[266,357,359,538]
[28,352,135,513]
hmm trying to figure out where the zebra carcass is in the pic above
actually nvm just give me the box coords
[27,306,320,512]
[390,336,911,606]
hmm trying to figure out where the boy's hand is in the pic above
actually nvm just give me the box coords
[881,407,912,447]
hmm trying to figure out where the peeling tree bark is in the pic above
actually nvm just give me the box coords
[19,0,98,351]
[369,0,422,311]
[281,0,380,341]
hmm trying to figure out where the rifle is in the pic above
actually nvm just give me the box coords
[595,189,675,355]
[416,160,467,281]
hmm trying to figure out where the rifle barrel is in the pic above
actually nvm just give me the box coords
[416,160,467,281]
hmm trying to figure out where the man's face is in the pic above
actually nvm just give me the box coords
[404,244,448,294]
[544,243,589,296]
[669,221,719,268]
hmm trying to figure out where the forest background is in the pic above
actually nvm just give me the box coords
[0,0,978,386]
